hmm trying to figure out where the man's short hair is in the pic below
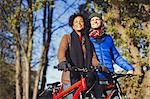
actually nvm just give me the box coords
[69,13,85,27]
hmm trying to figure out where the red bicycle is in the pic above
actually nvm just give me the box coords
[38,66,135,99]
[46,67,97,99]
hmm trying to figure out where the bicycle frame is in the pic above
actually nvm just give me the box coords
[53,76,87,99]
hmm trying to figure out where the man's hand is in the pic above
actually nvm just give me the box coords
[57,61,70,71]
[127,70,134,74]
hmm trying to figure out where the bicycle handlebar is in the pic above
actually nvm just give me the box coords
[111,73,135,80]
[54,66,101,72]
[54,66,136,78]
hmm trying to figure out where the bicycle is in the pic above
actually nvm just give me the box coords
[43,66,98,99]
[39,66,135,99]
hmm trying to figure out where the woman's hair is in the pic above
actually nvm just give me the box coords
[69,13,85,27]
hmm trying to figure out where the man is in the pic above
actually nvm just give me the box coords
[88,12,134,98]
[57,13,99,99]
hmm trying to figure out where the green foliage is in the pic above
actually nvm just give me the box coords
[32,1,43,11]
[122,17,149,65]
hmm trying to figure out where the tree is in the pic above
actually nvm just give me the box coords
[40,0,54,93]
[32,0,54,98]
[0,0,19,99]
[1,0,37,98]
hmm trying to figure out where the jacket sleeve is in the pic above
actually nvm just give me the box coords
[57,34,69,63]
[57,34,71,84]
[111,38,134,71]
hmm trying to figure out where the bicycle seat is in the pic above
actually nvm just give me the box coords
[47,82,60,87]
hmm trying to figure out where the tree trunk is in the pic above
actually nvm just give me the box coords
[32,47,46,99]
[32,1,54,98]
[40,0,47,92]
[142,71,150,99]
[16,40,22,99]
[15,0,23,99]
[148,44,150,68]
[26,0,33,98]
[142,44,150,98]
[40,0,54,92]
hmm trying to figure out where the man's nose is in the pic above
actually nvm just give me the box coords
[93,20,97,23]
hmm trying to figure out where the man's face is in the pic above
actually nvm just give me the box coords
[72,16,84,31]
[90,16,102,29]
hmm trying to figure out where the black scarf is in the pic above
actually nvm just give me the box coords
[70,31,92,68]
[69,31,93,85]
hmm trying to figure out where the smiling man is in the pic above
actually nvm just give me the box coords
[89,12,135,98]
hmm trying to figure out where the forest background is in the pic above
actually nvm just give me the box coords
[0,0,149,99]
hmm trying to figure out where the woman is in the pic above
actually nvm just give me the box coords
[57,13,99,98]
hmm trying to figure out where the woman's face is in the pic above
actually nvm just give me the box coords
[90,16,102,29]
[72,16,84,31]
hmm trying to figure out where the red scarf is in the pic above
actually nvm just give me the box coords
[89,29,104,38]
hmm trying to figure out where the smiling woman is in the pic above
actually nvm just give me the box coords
[45,0,86,86]
[72,16,85,32]
[56,12,99,98]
